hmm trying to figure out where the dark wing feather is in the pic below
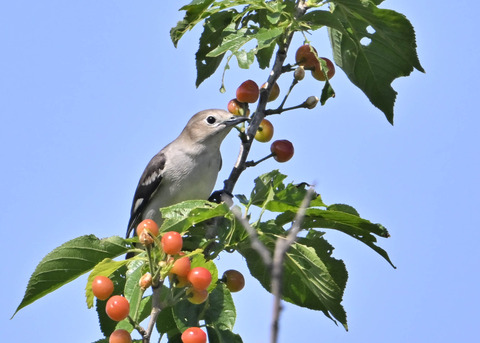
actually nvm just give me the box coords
[126,152,166,237]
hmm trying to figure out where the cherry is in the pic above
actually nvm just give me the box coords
[254,119,274,143]
[261,82,280,102]
[136,219,159,246]
[109,329,132,343]
[306,96,319,109]
[91,275,114,301]
[181,327,207,343]
[170,256,191,277]
[161,231,183,255]
[227,98,246,116]
[222,269,245,292]
[105,295,130,321]
[139,272,152,290]
[187,267,212,290]
[173,274,189,288]
[187,288,209,304]
[311,57,335,81]
[270,140,294,163]
[236,80,259,103]
[295,44,318,69]
[294,66,305,81]
[136,219,159,237]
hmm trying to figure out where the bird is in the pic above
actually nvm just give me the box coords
[126,109,248,238]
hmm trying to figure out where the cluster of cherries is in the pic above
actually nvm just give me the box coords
[226,44,335,165]
[91,219,245,343]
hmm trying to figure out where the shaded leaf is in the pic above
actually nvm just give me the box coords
[156,306,179,336]
[329,0,425,123]
[320,80,335,105]
[195,10,236,86]
[204,284,236,331]
[255,41,276,69]
[206,327,243,343]
[238,231,348,328]
[96,267,127,337]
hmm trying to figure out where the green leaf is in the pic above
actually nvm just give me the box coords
[195,10,236,87]
[276,207,395,267]
[160,200,230,233]
[207,26,252,58]
[245,170,325,212]
[85,258,130,308]
[96,267,127,337]
[264,181,325,212]
[172,298,206,331]
[204,284,236,331]
[206,327,243,343]
[190,254,219,292]
[255,41,276,69]
[170,0,216,46]
[248,170,287,208]
[13,235,129,317]
[238,232,348,328]
[329,0,425,124]
[299,9,345,31]
[113,259,146,331]
[234,49,255,69]
[320,79,335,105]
[156,306,180,337]
[327,203,360,216]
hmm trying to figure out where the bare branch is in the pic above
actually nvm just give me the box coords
[142,282,165,342]
[230,205,272,267]
[270,186,315,343]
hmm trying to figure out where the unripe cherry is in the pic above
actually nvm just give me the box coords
[306,96,319,109]
[294,66,305,81]
[139,273,152,290]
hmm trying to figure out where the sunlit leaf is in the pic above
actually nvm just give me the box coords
[13,235,129,317]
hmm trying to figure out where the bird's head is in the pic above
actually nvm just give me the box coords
[182,109,248,146]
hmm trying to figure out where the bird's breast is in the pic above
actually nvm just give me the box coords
[162,149,221,203]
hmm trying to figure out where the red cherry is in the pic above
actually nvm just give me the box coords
[270,140,294,163]
[91,275,114,300]
[109,329,132,343]
[105,295,130,321]
[161,231,183,255]
[170,256,191,277]
[311,57,335,81]
[295,44,318,69]
[181,327,207,343]
[187,267,212,290]
[236,80,259,103]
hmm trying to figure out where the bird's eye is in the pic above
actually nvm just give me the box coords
[206,116,216,124]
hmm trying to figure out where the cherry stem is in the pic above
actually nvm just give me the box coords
[245,153,274,167]
[274,77,299,113]
[145,245,158,286]
[266,101,309,116]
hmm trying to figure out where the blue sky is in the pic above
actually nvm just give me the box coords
[2,1,479,342]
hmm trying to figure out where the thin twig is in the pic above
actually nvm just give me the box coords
[270,186,315,343]
[143,281,165,342]
[230,205,272,267]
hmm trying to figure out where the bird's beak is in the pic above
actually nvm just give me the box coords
[225,116,249,127]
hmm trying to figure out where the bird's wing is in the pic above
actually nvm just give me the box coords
[126,152,166,237]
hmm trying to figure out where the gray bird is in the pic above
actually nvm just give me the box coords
[126,109,247,238]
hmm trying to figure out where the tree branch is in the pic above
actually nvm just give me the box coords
[270,186,314,343]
